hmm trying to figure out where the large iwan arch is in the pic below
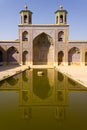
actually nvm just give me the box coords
[33,33,53,65]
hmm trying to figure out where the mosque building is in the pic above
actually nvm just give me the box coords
[0,5,87,67]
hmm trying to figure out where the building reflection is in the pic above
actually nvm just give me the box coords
[0,69,87,121]
[19,69,68,121]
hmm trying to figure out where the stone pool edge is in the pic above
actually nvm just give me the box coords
[0,65,30,81]
[56,67,87,88]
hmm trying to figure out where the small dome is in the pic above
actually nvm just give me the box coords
[24,5,28,10]
[60,5,63,10]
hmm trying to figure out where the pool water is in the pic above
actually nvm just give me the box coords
[0,69,87,130]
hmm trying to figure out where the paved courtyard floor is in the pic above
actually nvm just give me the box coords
[0,65,29,81]
[57,66,87,88]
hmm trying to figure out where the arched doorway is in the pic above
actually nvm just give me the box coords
[68,47,80,65]
[0,50,3,65]
[7,47,19,64]
[85,52,87,65]
[33,33,53,65]
[22,51,28,65]
[58,51,64,65]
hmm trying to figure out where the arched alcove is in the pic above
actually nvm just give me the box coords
[22,51,28,65]
[7,47,19,64]
[33,33,53,65]
[22,31,28,41]
[58,51,64,65]
[24,15,28,23]
[58,31,64,42]
[68,47,80,65]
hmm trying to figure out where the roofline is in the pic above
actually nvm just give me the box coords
[18,24,69,27]
[68,40,87,43]
[20,10,33,14]
[0,40,20,43]
[55,10,68,14]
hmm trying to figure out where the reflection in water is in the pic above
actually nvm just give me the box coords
[6,76,19,86]
[22,71,28,82]
[57,91,64,102]
[68,78,77,86]
[0,69,87,130]
[23,108,32,120]
[55,107,65,121]
[33,69,52,99]
[58,71,64,81]
[0,80,5,87]
[22,91,29,102]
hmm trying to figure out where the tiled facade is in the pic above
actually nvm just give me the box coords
[0,5,87,67]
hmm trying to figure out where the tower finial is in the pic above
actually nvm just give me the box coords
[24,5,28,10]
[60,5,63,10]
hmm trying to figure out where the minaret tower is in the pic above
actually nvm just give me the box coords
[55,5,68,25]
[20,5,32,24]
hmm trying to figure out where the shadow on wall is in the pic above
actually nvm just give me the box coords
[7,46,19,65]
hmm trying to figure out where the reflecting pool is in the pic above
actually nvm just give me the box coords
[0,69,87,130]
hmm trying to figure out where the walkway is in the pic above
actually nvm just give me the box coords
[0,65,30,81]
[57,66,87,88]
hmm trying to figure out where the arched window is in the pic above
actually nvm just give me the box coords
[60,15,63,23]
[58,31,64,42]
[24,15,28,23]
[22,31,28,41]
[56,16,58,24]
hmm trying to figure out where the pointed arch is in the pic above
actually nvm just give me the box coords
[58,51,64,65]
[7,46,19,64]
[33,32,53,65]
[22,31,28,41]
[68,47,80,65]
[22,51,28,65]
[60,15,63,23]
[24,15,28,23]
[58,31,64,42]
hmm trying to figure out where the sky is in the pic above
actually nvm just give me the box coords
[0,0,87,40]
